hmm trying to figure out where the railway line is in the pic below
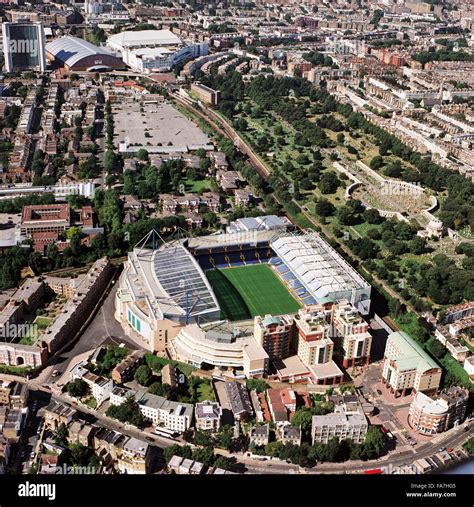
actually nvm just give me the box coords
[171,91,417,317]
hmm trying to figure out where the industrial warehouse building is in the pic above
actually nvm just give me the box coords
[46,36,125,71]
[106,29,208,73]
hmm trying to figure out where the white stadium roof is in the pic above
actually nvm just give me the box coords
[271,231,370,299]
[107,29,182,49]
[152,241,219,317]
[46,36,117,68]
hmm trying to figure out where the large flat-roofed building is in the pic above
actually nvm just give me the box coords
[2,22,46,73]
[311,412,368,444]
[190,83,220,106]
[227,215,292,234]
[169,321,268,378]
[270,231,371,315]
[382,331,442,397]
[107,29,208,73]
[46,36,124,71]
[21,204,70,236]
[409,386,469,435]
[115,241,220,354]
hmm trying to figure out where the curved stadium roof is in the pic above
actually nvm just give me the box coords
[152,241,220,319]
[46,36,121,69]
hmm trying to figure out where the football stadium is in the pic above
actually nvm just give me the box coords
[115,226,371,354]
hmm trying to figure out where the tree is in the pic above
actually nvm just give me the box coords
[54,423,69,447]
[350,238,379,260]
[164,444,192,464]
[217,425,233,451]
[46,243,59,260]
[318,172,340,194]
[68,442,100,468]
[291,408,313,432]
[192,446,215,466]
[264,441,285,458]
[463,437,474,456]
[427,338,446,359]
[137,149,149,161]
[369,155,384,170]
[134,365,152,386]
[363,208,383,224]
[66,226,82,241]
[315,198,335,217]
[213,456,232,471]
[204,212,218,228]
[367,228,381,240]
[66,379,89,398]
[105,396,144,427]
[245,379,269,393]
[148,382,171,398]
[337,205,358,226]
[363,426,386,456]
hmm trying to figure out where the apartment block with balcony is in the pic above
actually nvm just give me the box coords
[331,300,372,368]
[293,304,343,386]
[254,314,293,360]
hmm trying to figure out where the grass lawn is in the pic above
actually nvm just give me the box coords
[34,316,52,329]
[197,382,215,402]
[184,178,213,193]
[206,264,301,321]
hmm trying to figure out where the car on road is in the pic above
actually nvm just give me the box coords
[51,370,60,377]
[439,447,446,453]
[145,437,154,442]
[464,425,470,432]
[30,452,35,459]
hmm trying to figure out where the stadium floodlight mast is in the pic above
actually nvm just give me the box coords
[134,228,164,256]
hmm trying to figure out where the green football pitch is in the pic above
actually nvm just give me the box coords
[206,264,301,321]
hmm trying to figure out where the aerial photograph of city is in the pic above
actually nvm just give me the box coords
[0,0,473,505]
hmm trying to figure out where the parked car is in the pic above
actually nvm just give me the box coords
[376,389,382,395]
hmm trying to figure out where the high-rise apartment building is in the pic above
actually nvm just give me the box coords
[254,314,293,360]
[2,22,46,73]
